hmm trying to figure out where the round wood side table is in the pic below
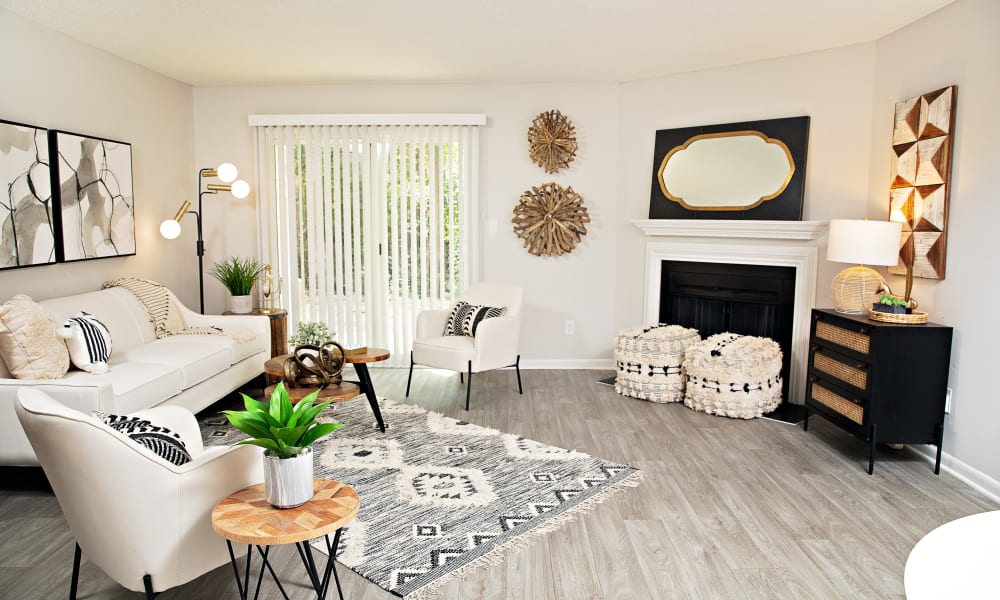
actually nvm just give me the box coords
[212,478,360,600]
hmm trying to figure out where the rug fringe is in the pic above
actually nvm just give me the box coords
[403,469,644,599]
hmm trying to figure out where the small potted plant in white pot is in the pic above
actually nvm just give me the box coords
[288,320,333,352]
[223,382,343,508]
[210,256,264,314]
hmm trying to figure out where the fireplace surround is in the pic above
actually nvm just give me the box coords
[633,219,827,406]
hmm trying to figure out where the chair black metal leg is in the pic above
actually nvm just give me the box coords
[405,352,414,397]
[142,574,155,599]
[69,542,81,600]
[515,354,523,394]
[465,361,472,411]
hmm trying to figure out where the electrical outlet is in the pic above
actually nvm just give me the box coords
[564,319,575,335]
[945,387,953,414]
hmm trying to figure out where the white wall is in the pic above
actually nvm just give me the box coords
[192,83,619,365]
[868,0,1000,485]
[0,10,195,306]
[615,43,879,331]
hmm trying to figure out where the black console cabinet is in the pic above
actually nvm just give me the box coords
[803,309,953,474]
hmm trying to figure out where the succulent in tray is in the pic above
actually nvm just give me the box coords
[873,293,910,314]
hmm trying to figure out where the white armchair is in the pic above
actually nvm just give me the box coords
[406,282,523,410]
[14,388,263,599]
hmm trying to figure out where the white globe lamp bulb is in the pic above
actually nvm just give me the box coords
[159,219,182,239]
[231,179,250,199]
[216,162,238,183]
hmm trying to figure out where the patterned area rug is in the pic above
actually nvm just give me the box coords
[200,397,641,599]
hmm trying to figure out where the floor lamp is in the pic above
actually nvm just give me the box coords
[160,163,250,313]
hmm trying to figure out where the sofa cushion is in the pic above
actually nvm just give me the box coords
[122,338,232,389]
[413,335,476,367]
[95,412,192,466]
[38,288,156,354]
[0,295,70,379]
[58,312,113,374]
[173,332,263,365]
[58,357,184,414]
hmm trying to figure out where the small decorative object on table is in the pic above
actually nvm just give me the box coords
[288,320,333,349]
[223,382,343,508]
[872,293,910,314]
[209,256,264,314]
[283,341,347,387]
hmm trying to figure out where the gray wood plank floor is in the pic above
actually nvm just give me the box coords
[1,368,996,599]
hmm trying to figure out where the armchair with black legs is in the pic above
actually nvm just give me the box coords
[406,282,523,410]
[14,388,263,599]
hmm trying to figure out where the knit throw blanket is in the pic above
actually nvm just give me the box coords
[102,277,255,343]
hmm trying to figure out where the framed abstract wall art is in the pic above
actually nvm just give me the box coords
[887,85,957,280]
[50,129,135,262]
[0,119,57,270]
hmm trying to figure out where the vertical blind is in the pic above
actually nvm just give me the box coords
[253,119,482,366]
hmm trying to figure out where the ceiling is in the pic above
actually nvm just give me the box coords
[1,0,954,86]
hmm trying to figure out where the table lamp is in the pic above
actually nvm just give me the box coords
[826,219,903,314]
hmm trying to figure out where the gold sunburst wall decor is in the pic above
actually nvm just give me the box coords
[512,182,590,256]
[527,109,578,174]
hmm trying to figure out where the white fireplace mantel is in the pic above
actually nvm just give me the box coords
[633,218,828,406]
[632,218,828,240]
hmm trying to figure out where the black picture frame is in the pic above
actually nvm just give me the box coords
[49,129,135,262]
[648,116,810,220]
[0,118,57,271]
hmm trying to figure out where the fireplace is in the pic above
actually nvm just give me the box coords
[660,260,795,401]
[633,219,828,409]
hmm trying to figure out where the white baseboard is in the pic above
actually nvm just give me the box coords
[518,358,615,370]
[908,445,1000,504]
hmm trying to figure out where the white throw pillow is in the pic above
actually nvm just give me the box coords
[0,294,70,379]
[58,312,112,374]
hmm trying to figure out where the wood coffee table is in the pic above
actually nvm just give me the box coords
[265,349,390,432]
[212,478,360,600]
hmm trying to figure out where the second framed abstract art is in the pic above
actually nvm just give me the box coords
[50,129,135,262]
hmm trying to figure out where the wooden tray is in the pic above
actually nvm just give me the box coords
[867,309,929,324]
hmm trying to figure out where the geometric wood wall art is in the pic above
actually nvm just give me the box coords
[888,85,957,280]
[512,182,589,256]
[0,119,57,270]
[527,109,577,174]
[50,130,135,262]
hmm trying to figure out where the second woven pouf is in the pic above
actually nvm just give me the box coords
[683,333,783,419]
[614,324,702,403]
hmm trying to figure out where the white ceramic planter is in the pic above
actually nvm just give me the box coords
[263,447,314,508]
[229,294,253,314]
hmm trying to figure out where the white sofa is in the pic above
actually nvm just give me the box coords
[0,287,269,466]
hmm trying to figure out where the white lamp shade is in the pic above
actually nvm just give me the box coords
[159,219,182,239]
[826,219,902,266]
[216,162,238,183]
[230,179,250,199]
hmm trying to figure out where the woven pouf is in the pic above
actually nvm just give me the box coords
[683,333,783,419]
[614,324,701,403]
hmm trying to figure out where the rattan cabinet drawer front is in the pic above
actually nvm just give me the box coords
[811,381,864,425]
[813,350,869,391]
[815,320,870,355]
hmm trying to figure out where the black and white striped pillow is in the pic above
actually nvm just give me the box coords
[95,413,192,466]
[58,312,112,374]
[443,301,506,337]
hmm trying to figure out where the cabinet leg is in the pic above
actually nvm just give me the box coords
[867,424,877,475]
[803,405,810,431]
[934,423,944,475]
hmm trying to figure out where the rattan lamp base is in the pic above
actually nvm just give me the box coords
[831,265,886,314]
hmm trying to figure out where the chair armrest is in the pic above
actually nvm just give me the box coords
[472,315,521,371]
[416,309,450,339]
[130,405,205,457]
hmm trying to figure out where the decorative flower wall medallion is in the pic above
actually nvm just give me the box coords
[527,110,577,174]
[512,182,590,256]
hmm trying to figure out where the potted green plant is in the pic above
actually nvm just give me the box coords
[289,321,333,350]
[209,256,264,314]
[873,293,910,314]
[223,382,343,508]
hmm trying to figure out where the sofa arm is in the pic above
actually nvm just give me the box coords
[168,291,270,339]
